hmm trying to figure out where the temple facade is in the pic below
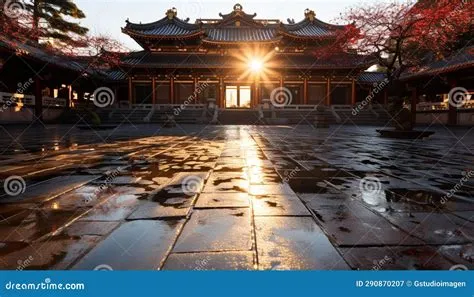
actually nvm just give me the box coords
[118,4,379,108]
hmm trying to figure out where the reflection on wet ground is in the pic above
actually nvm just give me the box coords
[0,124,473,270]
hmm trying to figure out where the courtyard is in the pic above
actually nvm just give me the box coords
[0,124,473,270]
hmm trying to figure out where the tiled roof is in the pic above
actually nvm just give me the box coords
[0,36,88,73]
[123,6,348,44]
[402,46,474,79]
[357,72,387,84]
[204,28,278,42]
[123,17,202,38]
[121,52,374,69]
[0,36,123,81]
[282,19,345,38]
[105,70,127,81]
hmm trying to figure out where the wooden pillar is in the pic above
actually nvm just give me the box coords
[383,90,388,106]
[351,78,356,106]
[128,77,133,104]
[170,76,174,104]
[152,77,156,105]
[67,85,72,109]
[303,78,308,105]
[411,87,417,125]
[193,77,199,103]
[34,77,43,121]
[254,77,260,107]
[219,77,224,108]
[326,77,331,106]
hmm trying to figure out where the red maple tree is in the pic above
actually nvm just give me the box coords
[322,0,473,82]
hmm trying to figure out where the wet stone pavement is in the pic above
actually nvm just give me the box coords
[0,124,473,270]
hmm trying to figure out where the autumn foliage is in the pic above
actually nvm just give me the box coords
[321,0,473,80]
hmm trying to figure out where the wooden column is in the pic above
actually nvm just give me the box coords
[170,76,174,104]
[383,90,388,106]
[152,77,156,105]
[193,77,199,103]
[67,85,72,109]
[254,77,260,107]
[351,78,356,106]
[128,77,133,104]
[303,78,308,105]
[219,77,224,108]
[411,87,417,125]
[326,77,331,106]
[34,77,43,121]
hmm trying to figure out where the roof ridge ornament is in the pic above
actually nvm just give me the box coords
[234,3,243,11]
[304,8,316,21]
[166,7,177,20]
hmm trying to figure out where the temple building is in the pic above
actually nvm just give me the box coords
[118,4,379,108]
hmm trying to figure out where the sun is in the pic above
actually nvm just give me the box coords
[249,58,263,73]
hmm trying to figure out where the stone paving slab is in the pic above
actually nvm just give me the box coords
[339,246,455,270]
[73,220,183,270]
[162,252,255,270]
[172,209,252,253]
[0,125,473,270]
[255,216,350,270]
[0,235,101,270]
[381,212,474,245]
[438,244,474,269]
[0,176,101,204]
[195,193,250,209]
[252,194,310,216]
[309,201,424,246]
